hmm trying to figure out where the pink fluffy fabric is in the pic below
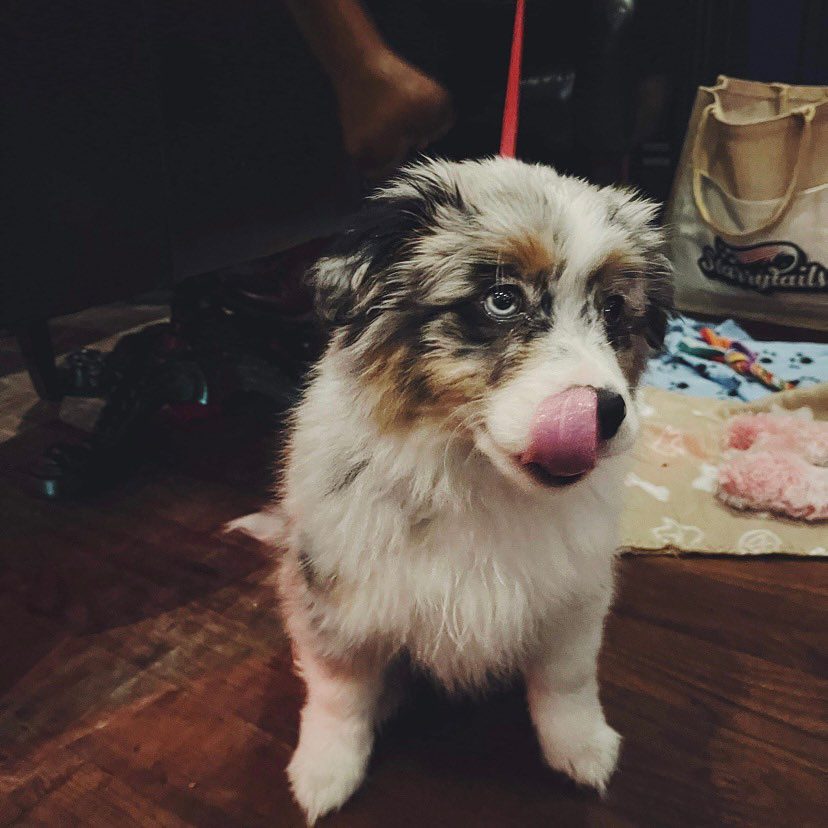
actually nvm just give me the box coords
[726,412,828,466]
[718,411,828,521]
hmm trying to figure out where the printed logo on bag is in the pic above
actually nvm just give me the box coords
[697,237,828,293]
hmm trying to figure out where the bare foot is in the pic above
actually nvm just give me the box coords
[335,49,454,180]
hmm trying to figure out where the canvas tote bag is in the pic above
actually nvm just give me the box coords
[665,75,828,331]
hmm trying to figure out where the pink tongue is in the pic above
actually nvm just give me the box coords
[522,387,599,477]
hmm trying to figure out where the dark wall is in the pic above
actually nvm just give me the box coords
[1,1,171,327]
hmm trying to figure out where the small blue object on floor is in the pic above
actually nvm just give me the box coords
[643,315,828,401]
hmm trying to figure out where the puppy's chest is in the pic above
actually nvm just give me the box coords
[315,508,610,683]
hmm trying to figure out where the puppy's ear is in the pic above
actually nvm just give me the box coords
[308,160,464,326]
[604,187,675,351]
[308,199,418,326]
[308,253,363,326]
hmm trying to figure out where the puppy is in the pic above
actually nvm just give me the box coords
[271,157,672,823]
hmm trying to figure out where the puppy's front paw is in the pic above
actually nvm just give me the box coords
[539,719,621,796]
[287,720,372,825]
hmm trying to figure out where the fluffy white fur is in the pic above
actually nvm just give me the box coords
[228,158,670,823]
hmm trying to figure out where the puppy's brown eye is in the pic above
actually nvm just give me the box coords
[602,294,625,329]
[484,285,523,319]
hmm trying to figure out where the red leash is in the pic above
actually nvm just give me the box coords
[499,0,525,157]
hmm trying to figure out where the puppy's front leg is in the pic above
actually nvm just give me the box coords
[287,639,384,824]
[525,595,620,795]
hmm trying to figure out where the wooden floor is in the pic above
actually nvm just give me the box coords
[0,398,826,827]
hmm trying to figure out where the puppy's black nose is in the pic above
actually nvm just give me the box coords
[595,389,626,440]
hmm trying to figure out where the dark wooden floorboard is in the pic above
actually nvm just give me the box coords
[0,412,825,827]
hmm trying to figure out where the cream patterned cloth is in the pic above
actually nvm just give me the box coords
[621,384,828,556]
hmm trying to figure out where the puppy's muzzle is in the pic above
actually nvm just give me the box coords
[519,386,626,486]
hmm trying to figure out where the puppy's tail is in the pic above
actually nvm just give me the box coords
[223,509,286,544]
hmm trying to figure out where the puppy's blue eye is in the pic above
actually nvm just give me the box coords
[484,285,523,319]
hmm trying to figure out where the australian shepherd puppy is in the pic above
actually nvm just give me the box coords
[233,157,672,823]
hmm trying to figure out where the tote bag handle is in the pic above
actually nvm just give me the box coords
[691,102,816,239]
